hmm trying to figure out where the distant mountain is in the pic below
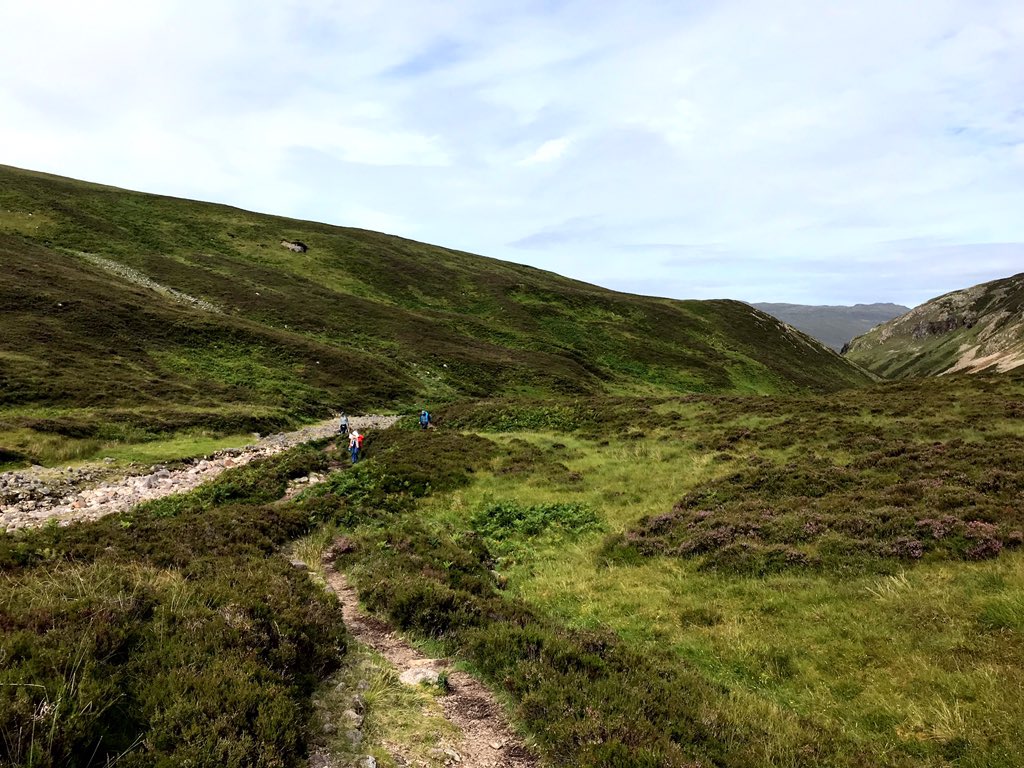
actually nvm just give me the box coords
[0,165,872,437]
[752,303,910,351]
[843,273,1024,378]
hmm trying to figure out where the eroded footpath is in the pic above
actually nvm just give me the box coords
[317,560,538,768]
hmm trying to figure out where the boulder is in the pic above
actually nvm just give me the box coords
[343,708,363,728]
[399,665,445,686]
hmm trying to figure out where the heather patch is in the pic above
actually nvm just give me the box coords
[612,436,1024,573]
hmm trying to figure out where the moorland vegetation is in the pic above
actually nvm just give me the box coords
[4,372,1024,766]
[2,166,1022,768]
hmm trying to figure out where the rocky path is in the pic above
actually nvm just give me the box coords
[323,564,538,768]
[1,415,398,533]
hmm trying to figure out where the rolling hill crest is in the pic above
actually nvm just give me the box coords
[0,164,871,430]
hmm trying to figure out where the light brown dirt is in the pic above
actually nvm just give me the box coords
[323,567,538,768]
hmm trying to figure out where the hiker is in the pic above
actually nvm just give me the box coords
[348,430,360,463]
[339,412,350,434]
[419,409,430,430]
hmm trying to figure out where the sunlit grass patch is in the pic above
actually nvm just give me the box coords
[100,430,260,464]
[0,428,104,466]
[0,404,298,468]
[312,645,456,768]
[514,532,1024,764]
[0,209,55,235]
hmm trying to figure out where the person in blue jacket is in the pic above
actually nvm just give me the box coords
[419,410,430,430]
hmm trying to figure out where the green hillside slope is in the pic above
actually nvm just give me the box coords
[844,272,1024,378]
[753,302,909,351]
[0,165,869,447]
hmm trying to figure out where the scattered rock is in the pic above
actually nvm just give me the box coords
[342,708,364,728]
[399,665,445,687]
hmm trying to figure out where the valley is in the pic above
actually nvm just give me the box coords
[1,167,1022,768]
[753,302,910,352]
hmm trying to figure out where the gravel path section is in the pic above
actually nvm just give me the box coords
[324,564,538,768]
[1,415,398,533]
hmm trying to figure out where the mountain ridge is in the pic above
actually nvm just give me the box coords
[752,301,910,351]
[843,272,1024,377]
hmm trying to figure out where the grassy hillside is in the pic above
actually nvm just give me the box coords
[753,302,909,351]
[844,273,1024,378]
[0,165,870,464]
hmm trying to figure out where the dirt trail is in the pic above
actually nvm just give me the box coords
[324,567,538,768]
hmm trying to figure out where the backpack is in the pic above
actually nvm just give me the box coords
[356,433,364,448]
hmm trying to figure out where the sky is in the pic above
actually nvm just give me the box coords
[2,0,1023,307]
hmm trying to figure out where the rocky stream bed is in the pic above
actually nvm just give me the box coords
[1,415,398,534]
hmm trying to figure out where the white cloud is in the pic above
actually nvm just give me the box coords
[2,0,1023,305]
[520,137,572,166]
